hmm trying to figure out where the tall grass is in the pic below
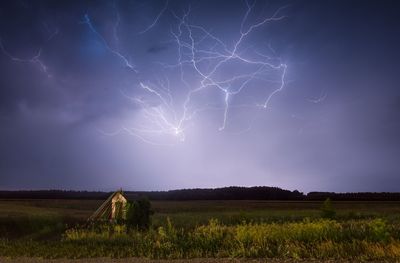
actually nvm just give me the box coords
[0,216,79,240]
[1,218,399,260]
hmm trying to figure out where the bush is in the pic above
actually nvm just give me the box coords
[320,198,336,219]
[126,197,154,230]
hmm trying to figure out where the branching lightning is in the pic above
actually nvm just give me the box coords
[107,1,289,144]
[0,26,58,78]
[81,13,137,72]
[1,1,291,146]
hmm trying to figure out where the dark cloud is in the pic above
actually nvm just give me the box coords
[147,44,168,54]
[0,0,399,192]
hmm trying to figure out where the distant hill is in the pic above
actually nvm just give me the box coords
[0,187,399,201]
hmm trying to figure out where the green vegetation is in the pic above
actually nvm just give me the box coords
[320,198,336,219]
[1,199,400,260]
[1,218,400,260]
[126,198,154,230]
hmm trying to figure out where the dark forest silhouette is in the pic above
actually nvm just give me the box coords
[1,186,400,201]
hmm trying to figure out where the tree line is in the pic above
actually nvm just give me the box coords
[0,187,399,201]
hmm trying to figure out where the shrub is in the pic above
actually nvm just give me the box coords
[320,198,336,219]
[368,218,390,242]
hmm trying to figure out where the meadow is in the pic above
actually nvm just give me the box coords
[1,199,400,260]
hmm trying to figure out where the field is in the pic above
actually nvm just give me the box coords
[1,199,400,261]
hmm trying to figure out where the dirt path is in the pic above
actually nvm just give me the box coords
[0,259,273,263]
[0,259,377,263]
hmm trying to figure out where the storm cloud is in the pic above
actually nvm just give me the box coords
[0,0,399,192]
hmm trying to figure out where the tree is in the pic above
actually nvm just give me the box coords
[125,197,154,230]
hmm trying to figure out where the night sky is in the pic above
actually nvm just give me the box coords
[1,0,399,193]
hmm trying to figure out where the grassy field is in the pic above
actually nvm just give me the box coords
[2,199,400,220]
[1,199,400,260]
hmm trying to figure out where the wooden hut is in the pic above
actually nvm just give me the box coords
[89,190,128,221]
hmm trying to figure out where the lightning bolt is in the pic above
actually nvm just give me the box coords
[81,13,137,72]
[0,26,58,78]
[308,90,328,104]
[139,0,169,34]
[99,1,290,145]
[0,1,291,146]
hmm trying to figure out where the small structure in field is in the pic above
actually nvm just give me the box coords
[89,189,128,221]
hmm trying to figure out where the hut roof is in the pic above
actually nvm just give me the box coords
[88,190,127,221]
